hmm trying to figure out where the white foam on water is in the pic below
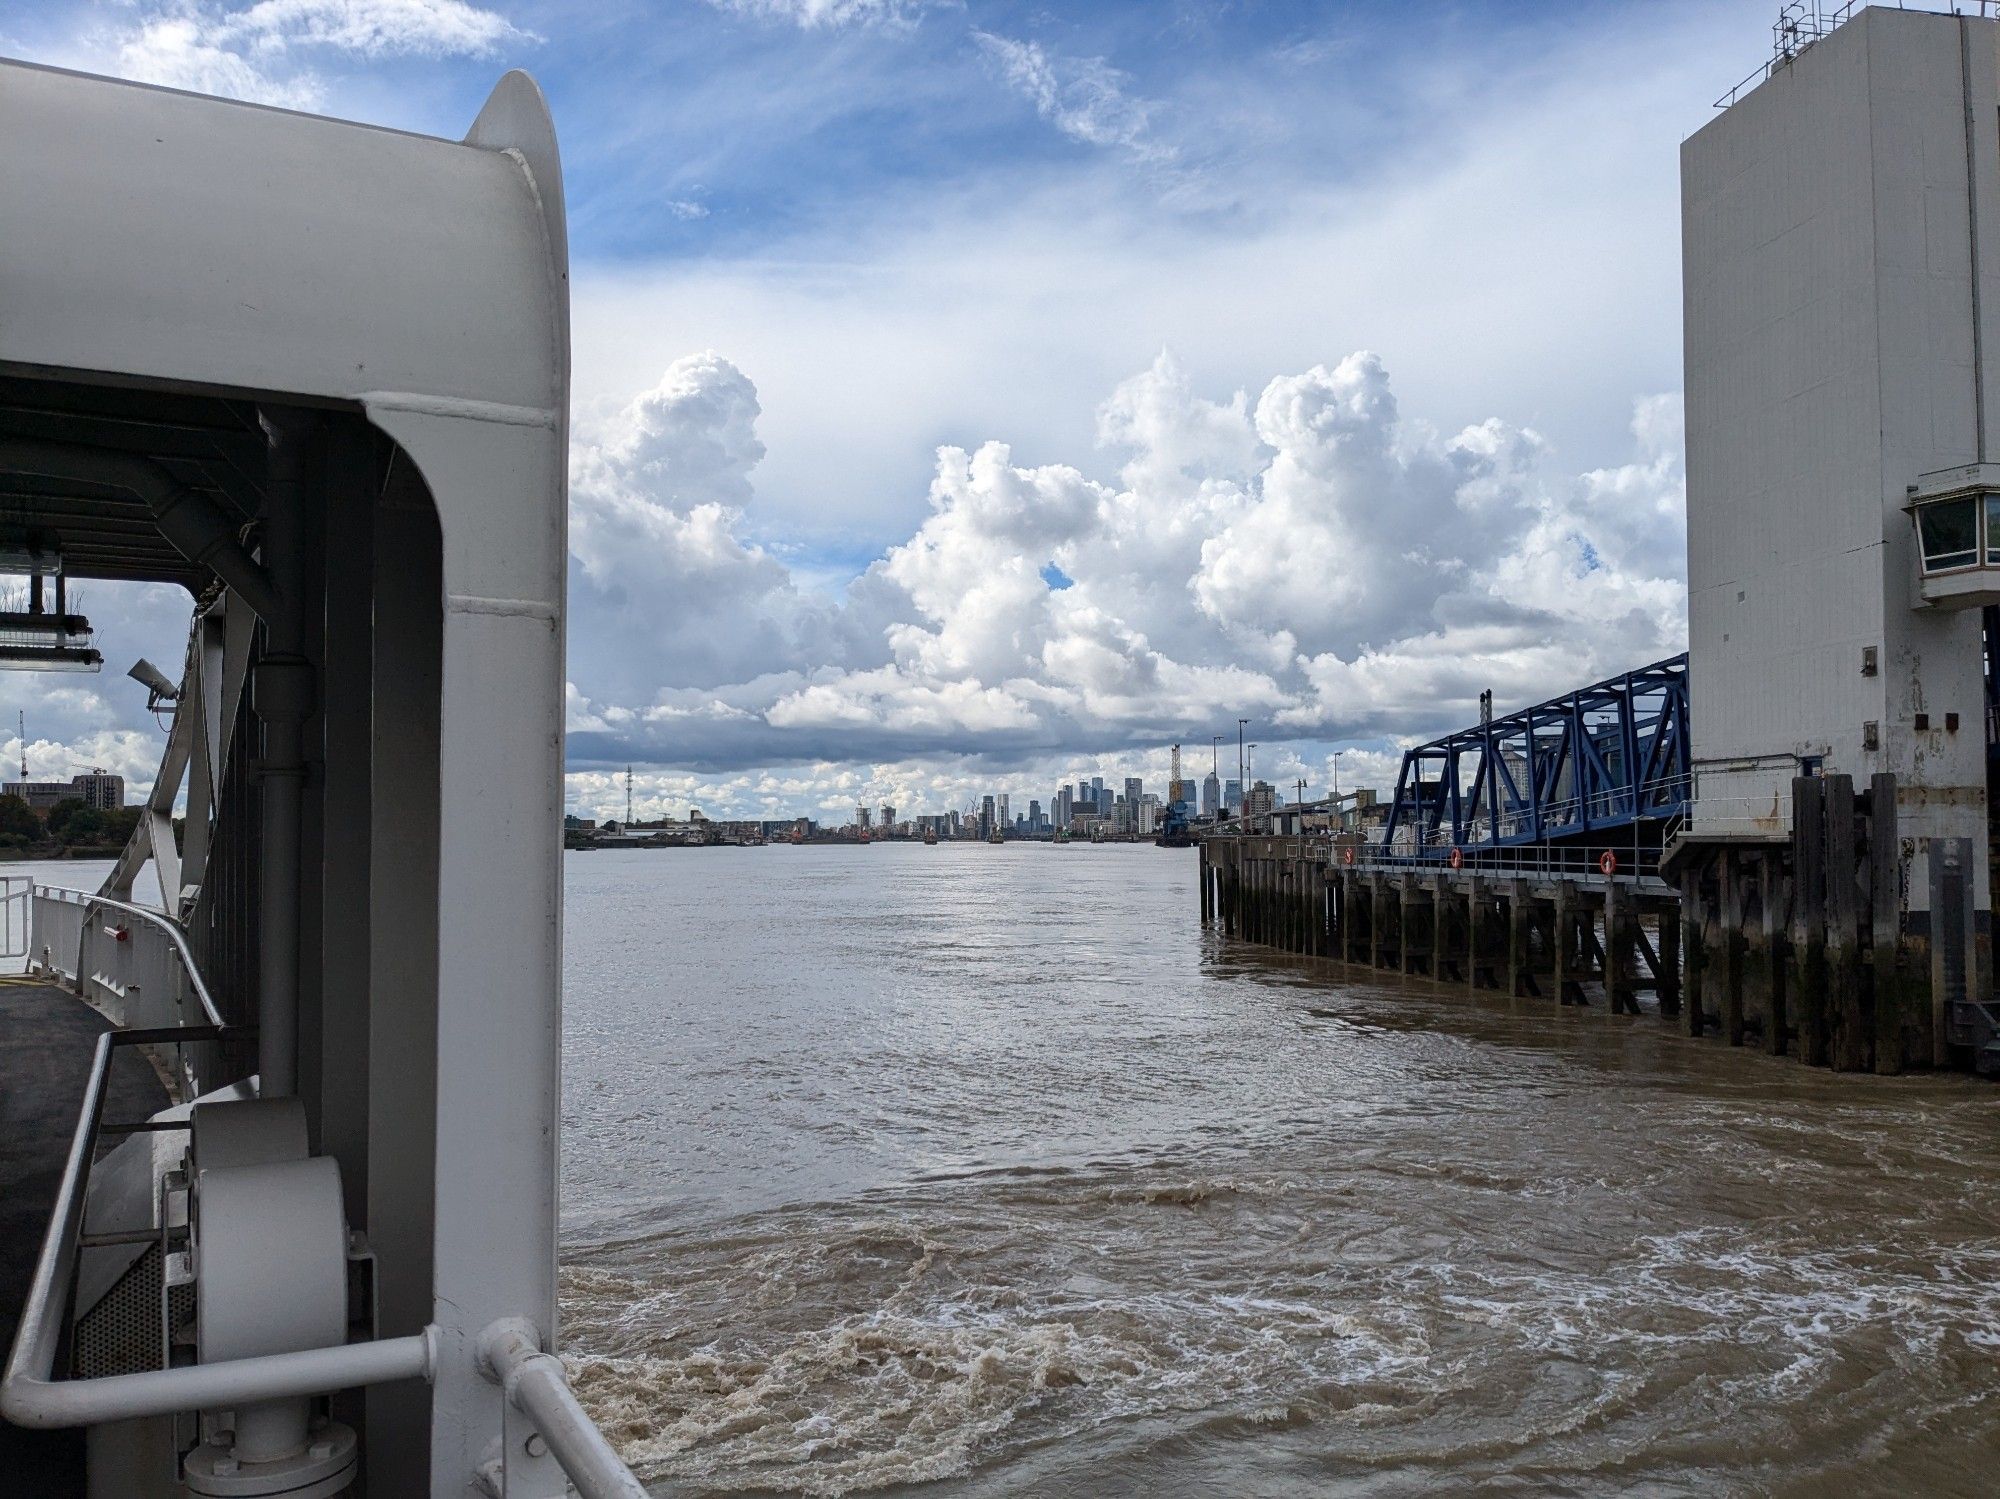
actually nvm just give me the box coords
[559,1161,2000,1495]
[562,1197,1447,1495]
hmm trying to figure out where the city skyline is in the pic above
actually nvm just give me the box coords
[569,733,1347,830]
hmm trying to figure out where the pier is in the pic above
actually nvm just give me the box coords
[1202,763,2000,1075]
[1197,644,2000,1075]
[1196,8,2000,1082]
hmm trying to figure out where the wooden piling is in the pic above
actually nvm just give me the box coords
[1553,880,1577,1004]
[1762,851,1787,1056]
[1656,904,1682,1015]
[1275,860,1289,951]
[1338,870,1354,961]
[1869,772,1902,1075]
[1399,877,1418,975]
[1824,773,1867,1071]
[1791,776,1826,1065]
[1428,876,1453,981]
[1679,863,1707,1036]
[1466,880,1483,993]
[1507,879,1531,996]
[1248,855,1264,951]
[1719,853,1744,1047]
[1606,877,1638,1014]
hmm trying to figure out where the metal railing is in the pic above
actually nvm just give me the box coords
[1,888,648,1498]
[0,1022,437,1430]
[32,884,229,1101]
[1713,1,1859,109]
[1330,837,1672,890]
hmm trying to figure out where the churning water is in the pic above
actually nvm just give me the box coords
[558,845,2000,1497]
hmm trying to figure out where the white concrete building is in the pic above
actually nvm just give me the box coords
[1684,6,1998,916]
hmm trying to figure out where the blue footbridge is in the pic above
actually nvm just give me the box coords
[1373,653,1691,876]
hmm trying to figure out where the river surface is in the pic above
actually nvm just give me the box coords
[558,844,2000,1498]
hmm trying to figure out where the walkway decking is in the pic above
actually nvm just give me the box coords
[0,978,167,1495]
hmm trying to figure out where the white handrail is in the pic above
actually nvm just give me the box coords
[35,884,225,1028]
[479,1320,647,1499]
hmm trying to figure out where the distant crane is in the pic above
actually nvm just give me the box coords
[1157,741,1193,848]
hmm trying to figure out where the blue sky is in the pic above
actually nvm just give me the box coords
[1,0,1792,821]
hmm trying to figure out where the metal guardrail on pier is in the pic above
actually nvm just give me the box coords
[1299,835,1674,894]
[1,885,648,1499]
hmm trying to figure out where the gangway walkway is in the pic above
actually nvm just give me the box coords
[1380,654,1690,857]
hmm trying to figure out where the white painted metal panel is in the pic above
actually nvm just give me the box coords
[0,62,564,418]
[1,56,578,1494]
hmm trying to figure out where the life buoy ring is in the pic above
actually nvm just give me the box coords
[1598,850,1618,877]
[1342,846,1356,866]
[1448,847,1463,870]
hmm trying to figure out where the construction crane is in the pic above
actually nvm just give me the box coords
[1157,741,1194,848]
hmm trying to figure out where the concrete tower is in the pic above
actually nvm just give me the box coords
[1682,5,2000,1056]
[1687,6,1998,838]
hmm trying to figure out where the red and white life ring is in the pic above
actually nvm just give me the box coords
[1342,846,1356,866]
[1448,847,1463,870]
[1598,850,1618,877]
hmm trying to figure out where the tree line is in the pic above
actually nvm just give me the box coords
[0,794,142,851]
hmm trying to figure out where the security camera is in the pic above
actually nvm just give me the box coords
[128,658,179,705]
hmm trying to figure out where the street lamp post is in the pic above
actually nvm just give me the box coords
[1237,719,1249,820]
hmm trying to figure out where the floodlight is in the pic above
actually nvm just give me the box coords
[129,658,179,700]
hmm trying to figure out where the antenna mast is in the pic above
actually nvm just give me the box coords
[17,711,23,782]
[625,765,634,826]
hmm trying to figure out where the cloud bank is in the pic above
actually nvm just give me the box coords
[563,347,1687,819]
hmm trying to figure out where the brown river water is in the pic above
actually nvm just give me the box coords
[556,844,2000,1497]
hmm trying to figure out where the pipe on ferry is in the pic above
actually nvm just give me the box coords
[0,439,281,621]
[254,408,316,1101]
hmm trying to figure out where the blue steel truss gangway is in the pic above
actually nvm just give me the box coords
[1379,654,1690,859]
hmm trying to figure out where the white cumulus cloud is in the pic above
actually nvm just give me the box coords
[561,347,1688,817]
[96,0,530,109]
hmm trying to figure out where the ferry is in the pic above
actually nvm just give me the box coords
[923,830,938,846]
[0,58,646,1497]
